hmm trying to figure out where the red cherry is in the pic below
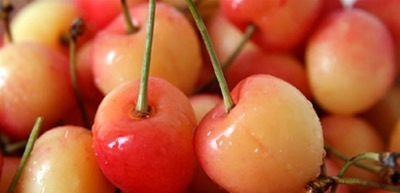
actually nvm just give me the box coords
[220,0,322,52]
[92,77,196,193]
[74,0,147,37]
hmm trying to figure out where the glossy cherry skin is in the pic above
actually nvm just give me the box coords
[0,42,75,140]
[195,74,324,193]
[92,2,202,95]
[74,0,147,38]
[15,126,116,193]
[92,77,196,193]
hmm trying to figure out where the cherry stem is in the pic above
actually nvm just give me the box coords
[324,143,381,173]
[185,0,234,113]
[337,153,379,178]
[121,0,139,34]
[332,177,400,193]
[330,151,400,192]
[7,117,44,193]
[195,24,256,94]
[4,140,27,154]
[0,0,13,42]
[68,18,90,129]
[134,0,156,117]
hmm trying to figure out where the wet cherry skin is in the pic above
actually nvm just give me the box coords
[195,74,325,193]
[92,77,197,193]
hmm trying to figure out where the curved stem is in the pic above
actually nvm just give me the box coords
[69,18,90,129]
[195,24,256,93]
[333,177,400,193]
[324,143,381,174]
[7,117,44,193]
[134,0,156,116]
[185,0,234,113]
[0,0,13,42]
[121,0,139,34]
[337,152,380,178]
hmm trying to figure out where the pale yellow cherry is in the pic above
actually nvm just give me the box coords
[195,75,324,193]
[92,3,202,95]
[306,9,396,115]
[0,42,75,140]
[15,126,116,193]
[10,0,79,53]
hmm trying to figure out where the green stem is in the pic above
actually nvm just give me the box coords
[185,0,234,113]
[324,143,381,174]
[69,18,90,129]
[7,117,44,193]
[134,0,156,116]
[121,0,139,34]
[4,141,27,154]
[333,177,400,193]
[337,152,380,178]
[195,24,256,93]
[0,0,13,42]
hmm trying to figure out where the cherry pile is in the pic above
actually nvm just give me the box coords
[0,0,399,193]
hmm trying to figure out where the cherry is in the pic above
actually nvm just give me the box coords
[92,1,196,192]
[92,77,197,193]
[182,1,324,191]
[195,74,324,193]
[74,0,146,38]
[0,42,75,140]
[306,9,396,115]
[220,0,323,52]
[92,2,202,95]
[9,0,81,54]
[15,125,116,193]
